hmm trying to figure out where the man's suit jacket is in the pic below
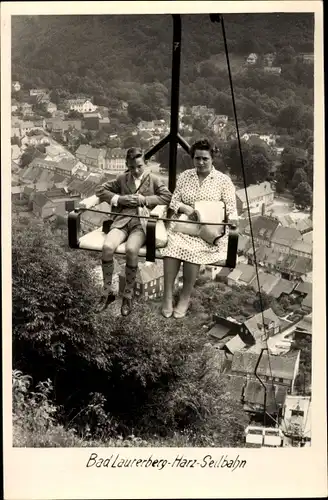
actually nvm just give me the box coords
[95,171,172,230]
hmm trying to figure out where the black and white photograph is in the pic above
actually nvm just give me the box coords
[2,1,326,499]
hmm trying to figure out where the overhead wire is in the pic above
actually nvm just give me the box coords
[218,15,280,422]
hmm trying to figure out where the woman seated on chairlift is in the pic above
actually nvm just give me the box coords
[161,139,238,319]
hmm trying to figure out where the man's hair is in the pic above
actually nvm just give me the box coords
[190,139,215,159]
[126,147,144,162]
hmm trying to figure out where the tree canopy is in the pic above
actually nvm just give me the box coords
[12,14,314,137]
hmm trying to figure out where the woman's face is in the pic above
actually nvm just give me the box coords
[193,149,213,175]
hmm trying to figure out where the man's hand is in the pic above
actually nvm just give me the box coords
[118,195,139,207]
[137,194,147,206]
[95,185,106,197]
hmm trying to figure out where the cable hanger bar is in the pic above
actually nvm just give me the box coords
[143,15,187,191]
[76,207,235,227]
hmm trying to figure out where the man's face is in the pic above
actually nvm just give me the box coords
[126,155,145,179]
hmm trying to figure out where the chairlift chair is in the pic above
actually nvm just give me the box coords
[67,14,239,268]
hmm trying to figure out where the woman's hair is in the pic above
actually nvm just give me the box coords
[190,139,215,159]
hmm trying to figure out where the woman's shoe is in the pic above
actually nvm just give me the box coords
[173,304,189,319]
[161,308,173,318]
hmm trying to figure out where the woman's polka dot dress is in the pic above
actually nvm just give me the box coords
[161,168,238,265]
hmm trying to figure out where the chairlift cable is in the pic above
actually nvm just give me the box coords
[217,15,279,420]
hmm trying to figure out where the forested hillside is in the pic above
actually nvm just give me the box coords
[12,14,314,133]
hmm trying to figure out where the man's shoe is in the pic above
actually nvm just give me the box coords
[95,291,116,313]
[121,297,133,317]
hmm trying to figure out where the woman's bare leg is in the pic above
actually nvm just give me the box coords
[175,261,200,313]
[162,257,181,311]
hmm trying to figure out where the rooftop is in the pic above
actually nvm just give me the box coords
[250,271,280,294]
[57,158,78,173]
[246,215,280,240]
[302,231,313,244]
[20,121,35,128]
[231,349,300,380]
[33,193,54,208]
[81,202,109,227]
[270,278,296,299]
[243,380,287,412]
[237,234,252,253]
[229,263,256,284]
[106,148,127,159]
[271,226,302,246]
[281,255,312,275]
[301,293,312,310]
[294,281,312,296]
[208,322,237,341]
[236,181,274,203]
[291,238,312,255]
[294,314,312,335]
[243,308,281,340]
[223,335,248,354]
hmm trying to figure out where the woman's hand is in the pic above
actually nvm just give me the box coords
[179,204,195,216]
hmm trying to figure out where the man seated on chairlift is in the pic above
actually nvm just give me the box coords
[91,147,172,316]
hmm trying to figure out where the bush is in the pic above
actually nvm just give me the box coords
[12,220,247,446]
[13,370,82,447]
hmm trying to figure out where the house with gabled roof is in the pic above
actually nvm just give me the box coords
[99,116,110,130]
[263,66,282,75]
[19,121,37,135]
[208,316,241,345]
[21,133,49,147]
[32,193,56,218]
[271,226,302,254]
[249,271,280,295]
[241,308,282,344]
[55,158,81,177]
[236,181,274,214]
[244,215,280,247]
[208,115,228,134]
[119,261,165,300]
[229,349,301,414]
[83,112,102,131]
[12,81,21,92]
[290,237,312,259]
[75,144,107,170]
[301,293,312,312]
[246,53,258,65]
[21,102,33,116]
[30,88,48,97]
[277,254,312,281]
[293,281,312,300]
[270,278,296,299]
[293,313,312,341]
[65,98,97,113]
[105,148,127,172]
[227,263,256,287]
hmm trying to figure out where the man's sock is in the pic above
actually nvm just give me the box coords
[102,259,114,294]
[123,264,138,299]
